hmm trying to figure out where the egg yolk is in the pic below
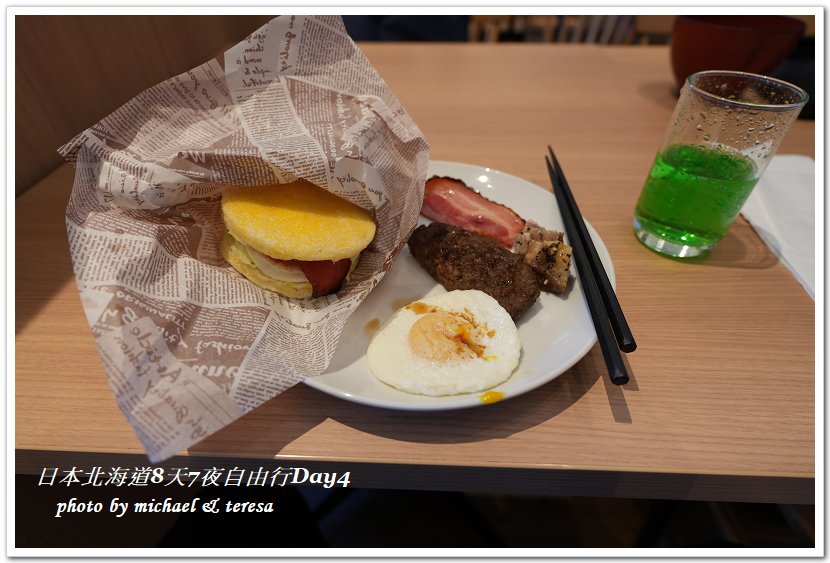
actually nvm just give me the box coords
[408,311,486,362]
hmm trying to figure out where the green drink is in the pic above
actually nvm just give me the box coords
[634,144,758,256]
[633,70,807,258]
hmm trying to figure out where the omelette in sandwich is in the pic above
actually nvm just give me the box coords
[220,180,376,298]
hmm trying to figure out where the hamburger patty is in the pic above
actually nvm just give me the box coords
[408,223,540,320]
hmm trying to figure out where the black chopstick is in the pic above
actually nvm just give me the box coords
[548,146,637,353]
[545,155,630,386]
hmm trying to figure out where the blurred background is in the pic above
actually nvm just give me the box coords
[16,14,815,196]
[15,14,816,549]
[345,14,673,43]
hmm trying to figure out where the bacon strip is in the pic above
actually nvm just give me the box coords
[421,176,526,248]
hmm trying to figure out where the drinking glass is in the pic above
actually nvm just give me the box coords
[633,70,808,258]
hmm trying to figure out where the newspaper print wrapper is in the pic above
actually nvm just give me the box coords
[58,16,430,463]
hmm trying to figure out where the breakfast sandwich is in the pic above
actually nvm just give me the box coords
[220,180,376,298]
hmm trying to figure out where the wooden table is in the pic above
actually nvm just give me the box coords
[16,45,815,504]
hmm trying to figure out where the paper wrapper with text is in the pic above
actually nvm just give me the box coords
[58,15,430,462]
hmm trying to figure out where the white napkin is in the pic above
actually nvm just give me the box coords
[740,154,816,299]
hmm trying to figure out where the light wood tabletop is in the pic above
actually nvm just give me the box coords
[16,44,816,504]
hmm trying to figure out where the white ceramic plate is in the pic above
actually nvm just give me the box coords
[304,161,615,410]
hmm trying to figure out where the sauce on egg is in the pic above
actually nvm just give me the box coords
[393,296,423,311]
[479,391,504,404]
[405,301,435,315]
[364,318,381,336]
[408,311,482,361]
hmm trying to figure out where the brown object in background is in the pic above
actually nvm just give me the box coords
[670,15,806,89]
[467,15,513,42]
[15,15,274,195]
[633,15,676,44]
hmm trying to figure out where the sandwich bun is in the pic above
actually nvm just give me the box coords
[220,180,376,298]
[220,233,314,298]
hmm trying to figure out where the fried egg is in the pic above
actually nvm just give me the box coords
[366,290,521,396]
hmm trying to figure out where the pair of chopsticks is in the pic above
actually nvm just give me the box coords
[545,146,635,385]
